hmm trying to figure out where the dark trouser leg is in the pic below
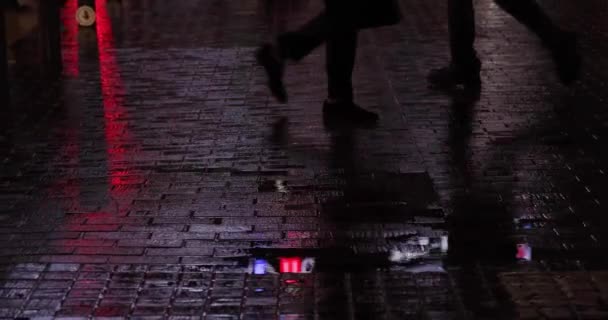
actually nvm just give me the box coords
[258,12,330,102]
[449,0,479,67]
[326,31,358,102]
[428,0,480,88]
[322,29,377,125]
[277,12,328,61]
[494,0,562,47]
[495,0,580,84]
[277,11,358,101]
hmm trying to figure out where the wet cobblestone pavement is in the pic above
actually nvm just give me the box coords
[2,0,608,318]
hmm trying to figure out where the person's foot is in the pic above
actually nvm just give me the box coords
[256,43,287,103]
[551,32,581,85]
[428,60,481,91]
[322,100,379,128]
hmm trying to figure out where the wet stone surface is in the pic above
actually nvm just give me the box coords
[1,0,608,318]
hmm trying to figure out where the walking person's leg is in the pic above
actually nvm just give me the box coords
[326,31,357,104]
[494,0,580,84]
[323,30,378,123]
[256,12,328,103]
[256,9,378,124]
[428,0,481,90]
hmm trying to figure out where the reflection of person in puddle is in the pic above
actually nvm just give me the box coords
[445,89,519,315]
[448,91,514,261]
[446,89,516,263]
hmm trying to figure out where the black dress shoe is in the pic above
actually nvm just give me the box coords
[322,100,379,128]
[428,59,481,91]
[551,32,581,85]
[256,44,287,103]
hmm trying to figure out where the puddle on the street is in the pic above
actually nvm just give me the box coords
[241,245,448,276]
[253,172,453,277]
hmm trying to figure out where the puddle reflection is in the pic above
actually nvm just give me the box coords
[516,243,532,261]
[244,248,448,276]
[248,257,316,275]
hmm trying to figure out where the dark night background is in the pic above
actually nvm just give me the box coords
[0,0,607,318]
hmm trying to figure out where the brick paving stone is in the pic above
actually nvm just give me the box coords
[499,272,608,319]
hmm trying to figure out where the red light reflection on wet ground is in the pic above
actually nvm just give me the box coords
[280,257,302,273]
[96,0,142,201]
[49,0,141,221]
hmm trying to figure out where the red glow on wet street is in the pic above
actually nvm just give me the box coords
[279,257,302,273]
[95,0,141,198]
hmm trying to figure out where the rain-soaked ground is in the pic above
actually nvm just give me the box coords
[1,0,608,318]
